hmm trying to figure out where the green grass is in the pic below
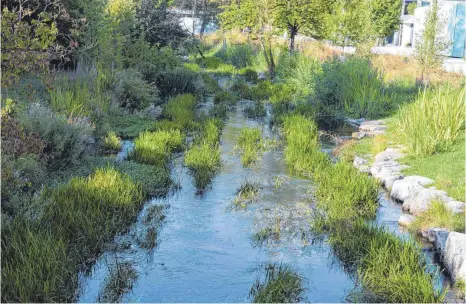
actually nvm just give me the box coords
[244,101,266,119]
[236,128,264,167]
[103,131,122,152]
[232,181,259,209]
[249,264,305,303]
[410,201,465,233]
[105,113,155,138]
[45,167,144,261]
[214,90,237,105]
[184,142,221,191]
[209,103,228,119]
[1,218,76,302]
[163,94,198,130]
[131,130,184,166]
[394,86,465,157]
[400,135,465,201]
[201,118,222,146]
[330,220,445,303]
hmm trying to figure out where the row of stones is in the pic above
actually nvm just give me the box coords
[348,119,466,283]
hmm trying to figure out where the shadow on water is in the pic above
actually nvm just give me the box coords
[78,102,451,303]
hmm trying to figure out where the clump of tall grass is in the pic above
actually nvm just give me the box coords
[1,217,76,302]
[410,201,465,233]
[329,220,445,303]
[209,103,228,119]
[201,119,222,146]
[244,101,266,119]
[230,79,253,99]
[395,86,465,156]
[131,130,184,166]
[103,131,122,152]
[249,263,305,303]
[45,167,144,261]
[163,94,198,130]
[214,90,237,105]
[156,68,204,98]
[185,142,221,191]
[236,128,264,166]
[315,161,379,223]
[240,67,258,83]
[214,44,254,68]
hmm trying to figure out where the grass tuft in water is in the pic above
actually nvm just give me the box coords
[236,128,265,167]
[131,130,184,166]
[249,263,305,303]
[185,142,221,191]
[232,181,259,209]
[163,94,198,130]
[244,101,266,119]
[98,261,137,303]
[103,131,122,152]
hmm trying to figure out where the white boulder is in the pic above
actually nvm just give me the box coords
[444,232,466,282]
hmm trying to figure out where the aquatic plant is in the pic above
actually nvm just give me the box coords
[185,142,221,191]
[249,263,305,303]
[103,131,122,152]
[236,128,264,167]
[98,261,138,303]
[329,220,445,303]
[232,181,259,209]
[131,130,184,166]
[395,85,465,156]
[244,101,266,119]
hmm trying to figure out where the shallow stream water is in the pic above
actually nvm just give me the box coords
[78,100,450,302]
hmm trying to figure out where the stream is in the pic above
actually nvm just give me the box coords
[78,100,451,302]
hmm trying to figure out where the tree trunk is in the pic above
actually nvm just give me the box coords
[289,26,298,55]
[192,0,197,36]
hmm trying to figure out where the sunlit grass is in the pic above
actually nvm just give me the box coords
[131,130,184,166]
[236,128,264,167]
[103,131,122,152]
[185,142,221,191]
[410,201,465,234]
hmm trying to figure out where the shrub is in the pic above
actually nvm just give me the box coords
[19,103,94,168]
[395,86,465,156]
[103,131,122,152]
[156,68,204,98]
[105,112,155,138]
[45,167,144,261]
[410,201,465,233]
[131,130,184,166]
[1,218,76,303]
[185,142,221,191]
[201,73,221,94]
[244,101,266,119]
[114,69,158,111]
[249,263,305,303]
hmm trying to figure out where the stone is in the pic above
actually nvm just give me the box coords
[398,214,416,227]
[422,228,450,259]
[345,118,365,127]
[445,201,466,214]
[359,120,387,132]
[444,232,466,282]
[390,176,434,202]
[258,72,267,80]
[370,160,406,188]
[352,131,367,139]
[374,148,405,163]
[404,187,452,215]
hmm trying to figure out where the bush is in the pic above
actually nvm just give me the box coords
[201,73,221,94]
[131,130,184,166]
[103,131,122,152]
[249,263,305,303]
[250,80,274,101]
[114,69,158,111]
[156,68,204,98]
[19,103,94,168]
[105,112,155,138]
[395,86,465,156]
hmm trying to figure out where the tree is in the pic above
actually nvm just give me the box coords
[370,0,402,39]
[415,0,448,85]
[273,0,335,54]
[220,0,278,78]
